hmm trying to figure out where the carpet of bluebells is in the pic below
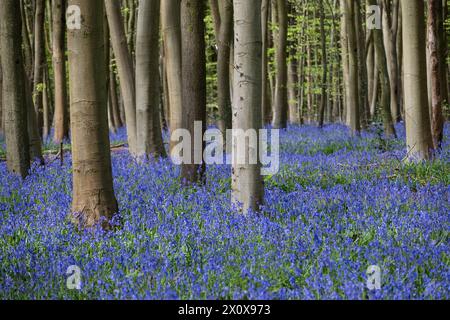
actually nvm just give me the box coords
[0,124,449,300]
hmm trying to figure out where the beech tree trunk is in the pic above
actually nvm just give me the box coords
[52,0,69,143]
[180,0,207,185]
[68,0,118,229]
[340,0,349,126]
[161,0,183,153]
[261,0,271,125]
[401,0,433,161]
[368,0,396,138]
[109,67,123,129]
[0,0,31,178]
[427,0,447,150]
[105,0,137,155]
[318,0,327,127]
[343,0,360,134]
[232,0,264,213]
[136,0,166,158]
[382,0,401,123]
[33,0,45,137]
[272,0,288,129]
[211,0,233,136]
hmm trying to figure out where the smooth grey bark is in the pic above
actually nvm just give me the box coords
[340,0,349,126]
[232,0,264,213]
[213,0,233,136]
[180,0,207,185]
[52,0,69,143]
[135,0,166,158]
[33,0,45,136]
[382,0,401,123]
[401,0,433,161]
[0,0,31,178]
[318,0,327,127]
[105,0,137,156]
[261,0,271,125]
[343,0,360,134]
[427,0,447,149]
[272,0,288,129]
[68,0,118,229]
[161,0,183,153]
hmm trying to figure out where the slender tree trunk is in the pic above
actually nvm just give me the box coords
[272,0,288,129]
[367,37,375,117]
[180,0,207,185]
[261,0,271,125]
[20,1,43,164]
[215,0,233,136]
[0,0,31,178]
[33,0,45,136]
[401,0,433,161]
[318,0,328,127]
[297,46,306,124]
[306,32,313,123]
[427,0,446,149]
[135,0,166,158]
[343,0,360,134]
[355,1,368,129]
[382,0,401,123]
[162,48,170,130]
[126,0,136,56]
[105,0,137,155]
[288,58,299,124]
[232,0,264,213]
[68,0,118,229]
[340,0,349,126]
[42,70,50,140]
[52,0,69,143]
[109,67,122,129]
[367,0,397,138]
[161,0,183,153]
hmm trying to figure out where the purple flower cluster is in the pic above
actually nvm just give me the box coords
[0,124,449,300]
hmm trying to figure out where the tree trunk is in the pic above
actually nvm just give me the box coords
[288,58,299,124]
[68,0,118,229]
[109,67,123,129]
[355,1,368,129]
[42,70,50,140]
[368,0,397,138]
[52,0,69,143]
[343,0,360,134]
[340,0,349,125]
[272,0,288,129]
[105,0,137,155]
[367,37,375,118]
[427,0,446,150]
[135,0,166,158]
[33,0,45,137]
[180,0,207,185]
[382,0,401,123]
[214,0,233,136]
[401,0,433,161]
[232,0,264,213]
[161,0,183,153]
[0,0,31,178]
[261,0,271,125]
[318,0,327,127]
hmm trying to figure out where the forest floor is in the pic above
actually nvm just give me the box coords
[0,123,449,299]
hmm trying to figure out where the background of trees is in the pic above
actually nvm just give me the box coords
[0,0,449,228]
